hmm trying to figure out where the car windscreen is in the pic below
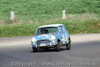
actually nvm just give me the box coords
[37,27,58,35]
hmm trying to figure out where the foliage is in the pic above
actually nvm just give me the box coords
[0,19,100,37]
[0,0,100,23]
[0,0,100,37]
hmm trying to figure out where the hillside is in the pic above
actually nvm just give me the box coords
[0,0,100,23]
[0,0,100,37]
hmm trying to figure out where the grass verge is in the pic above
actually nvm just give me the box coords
[0,18,100,37]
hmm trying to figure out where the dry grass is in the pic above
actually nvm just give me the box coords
[67,13,100,21]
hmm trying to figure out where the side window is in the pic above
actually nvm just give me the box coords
[62,26,66,33]
[59,26,63,33]
[60,26,66,33]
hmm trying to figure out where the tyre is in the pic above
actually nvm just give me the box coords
[66,38,71,50]
[32,47,37,52]
[55,42,61,51]
[58,41,61,47]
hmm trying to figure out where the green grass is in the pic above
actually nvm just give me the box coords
[0,0,100,37]
[0,18,100,37]
[0,0,100,23]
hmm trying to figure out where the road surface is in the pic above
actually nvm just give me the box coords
[0,34,100,67]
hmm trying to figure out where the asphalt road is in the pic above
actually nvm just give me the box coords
[0,34,100,67]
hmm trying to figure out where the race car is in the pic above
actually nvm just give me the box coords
[31,24,71,52]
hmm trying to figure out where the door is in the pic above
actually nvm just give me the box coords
[59,26,66,45]
[63,26,70,44]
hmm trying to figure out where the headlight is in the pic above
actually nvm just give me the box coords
[66,36,69,40]
[31,38,36,43]
[51,36,56,41]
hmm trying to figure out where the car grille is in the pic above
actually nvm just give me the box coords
[36,40,51,46]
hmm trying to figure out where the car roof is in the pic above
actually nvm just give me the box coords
[38,24,64,28]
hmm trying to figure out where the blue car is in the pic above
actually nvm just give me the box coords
[31,24,71,52]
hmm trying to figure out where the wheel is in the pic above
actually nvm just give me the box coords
[32,47,37,52]
[58,41,61,47]
[66,38,71,50]
[55,42,61,51]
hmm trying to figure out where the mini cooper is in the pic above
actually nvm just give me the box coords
[31,24,71,52]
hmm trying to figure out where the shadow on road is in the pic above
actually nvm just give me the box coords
[30,41,100,53]
[30,47,69,53]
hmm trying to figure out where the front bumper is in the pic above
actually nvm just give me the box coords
[31,42,57,48]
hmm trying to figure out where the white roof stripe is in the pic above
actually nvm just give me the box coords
[38,24,63,28]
